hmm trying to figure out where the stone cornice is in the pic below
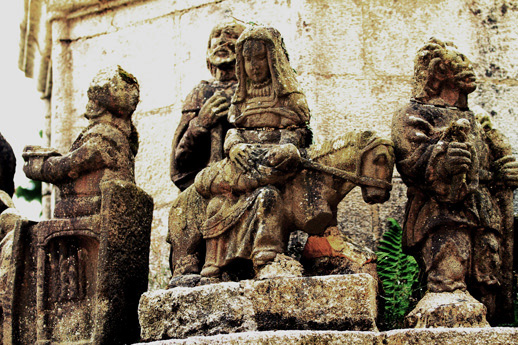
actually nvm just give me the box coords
[48,0,142,20]
[49,0,135,14]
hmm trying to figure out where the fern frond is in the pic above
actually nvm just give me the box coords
[376,218,420,329]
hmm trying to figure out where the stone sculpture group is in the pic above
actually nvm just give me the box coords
[167,25,516,329]
[0,21,515,345]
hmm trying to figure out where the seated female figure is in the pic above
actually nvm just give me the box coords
[194,26,311,278]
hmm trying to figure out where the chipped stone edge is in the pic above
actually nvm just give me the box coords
[134,327,518,345]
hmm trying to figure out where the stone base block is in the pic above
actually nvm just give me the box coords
[138,274,378,341]
[405,291,490,328]
[134,328,518,345]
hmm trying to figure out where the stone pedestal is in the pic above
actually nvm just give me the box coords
[138,274,378,341]
[1,181,153,345]
[405,291,491,328]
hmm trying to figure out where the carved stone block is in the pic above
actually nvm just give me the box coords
[405,291,490,329]
[139,274,378,341]
[2,181,153,344]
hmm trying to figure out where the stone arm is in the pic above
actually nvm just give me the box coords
[223,127,245,156]
[173,111,211,168]
[392,110,472,203]
[171,88,230,191]
[175,94,231,165]
[288,92,311,125]
[170,109,208,190]
[285,93,312,147]
[23,135,117,184]
[481,123,518,190]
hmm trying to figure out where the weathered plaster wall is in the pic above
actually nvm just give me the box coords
[44,0,518,288]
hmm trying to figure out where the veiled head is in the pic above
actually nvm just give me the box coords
[232,26,301,103]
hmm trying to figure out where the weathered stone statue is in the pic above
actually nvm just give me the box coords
[194,25,312,278]
[170,21,245,191]
[2,66,154,345]
[167,26,395,285]
[391,38,517,326]
[0,133,16,197]
[24,66,140,218]
[168,25,311,282]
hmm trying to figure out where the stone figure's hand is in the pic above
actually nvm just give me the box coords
[494,155,518,188]
[22,159,42,180]
[264,144,301,171]
[197,92,230,129]
[445,142,471,176]
[229,144,266,175]
[21,145,61,181]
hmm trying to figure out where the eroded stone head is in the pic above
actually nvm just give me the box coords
[86,65,140,119]
[243,39,270,84]
[412,37,476,102]
[206,21,245,76]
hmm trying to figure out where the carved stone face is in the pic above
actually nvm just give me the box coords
[445,49,476,94]
[243,39,270,84]
[84,99,105,119]
[207,23,243,67]
[86,65,139,119]
[413,38,477,101]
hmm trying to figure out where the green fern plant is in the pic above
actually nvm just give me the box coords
[376,218,420,329]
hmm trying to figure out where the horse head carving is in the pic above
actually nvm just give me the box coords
[286,130,395,235]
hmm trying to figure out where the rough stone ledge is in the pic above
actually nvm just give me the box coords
[138,274,378,341]
[134,328,518,345]
[135,330,379,345]
[383,328,518,345]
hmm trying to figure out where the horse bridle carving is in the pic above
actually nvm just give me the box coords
[301,138,393,190]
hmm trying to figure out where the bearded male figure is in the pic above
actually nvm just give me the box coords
[170,21,245,190]
[391,37,518,325]
[167,21,245,282]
